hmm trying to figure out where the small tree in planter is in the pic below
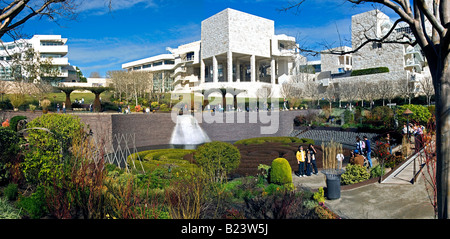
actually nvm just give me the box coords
[41,98,51,114]
[84,87,112,112]
[9,94,25,111]
[321,140,345,200]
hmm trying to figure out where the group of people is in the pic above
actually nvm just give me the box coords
[350,136,372,168]
[56,102,66,113]
[402,123,425,153]
[295,144,319,177]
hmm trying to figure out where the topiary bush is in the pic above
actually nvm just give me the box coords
[341,164,370,185]
[269,158,293,188]
[127,149,198,174]
[194,141,241,182]
[8,116,27,132]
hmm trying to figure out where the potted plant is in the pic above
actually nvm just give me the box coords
[41,98,51,114]
[321,141,345,200]
[29,104,36,113]
[10,94,25,112]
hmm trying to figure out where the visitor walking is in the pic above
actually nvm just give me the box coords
[56,103,60,113]
[62,102,66,113]
[363,136,372,168]
[386,133,393,155]
[296,146,306,177]
[336,152,344,170]
[356,136,363,153]
[308,144,318,175]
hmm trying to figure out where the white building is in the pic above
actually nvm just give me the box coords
[122,8,305,98]
[0,35,77,83]
[317,9,431,95]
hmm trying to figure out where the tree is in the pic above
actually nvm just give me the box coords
[419,76,435,106]
[283,0,449,219]
[0,0,78,39]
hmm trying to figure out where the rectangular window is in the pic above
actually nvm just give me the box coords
[164,60,175,65]
[153,61,163,67]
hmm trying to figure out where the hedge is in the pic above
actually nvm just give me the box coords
[350,67,390,76]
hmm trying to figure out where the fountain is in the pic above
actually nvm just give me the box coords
[170,114,211,146]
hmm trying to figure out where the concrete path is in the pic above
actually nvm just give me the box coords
[292,170,436,219]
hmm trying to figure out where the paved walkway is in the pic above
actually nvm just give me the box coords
[292,168,436,219]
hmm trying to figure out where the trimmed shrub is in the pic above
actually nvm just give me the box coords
[269,158,293,187]
[234,137,309,145]
[127,149,197,174]
[194,141,241,182]
[8,116,27,132]
[341,164,370,185]
[350,67,389,76]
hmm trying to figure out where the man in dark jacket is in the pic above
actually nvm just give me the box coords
[364,136,372,168]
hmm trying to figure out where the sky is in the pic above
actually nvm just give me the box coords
[10,0,399,78]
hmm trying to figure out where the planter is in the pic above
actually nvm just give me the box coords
[322,169,345,200]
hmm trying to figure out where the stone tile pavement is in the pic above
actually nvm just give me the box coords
[292,171,436,219]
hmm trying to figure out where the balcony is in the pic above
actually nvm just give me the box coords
[41,57,69,66]
[38,45,68,55]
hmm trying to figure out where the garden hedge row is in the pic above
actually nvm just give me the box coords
[350,67,390,76]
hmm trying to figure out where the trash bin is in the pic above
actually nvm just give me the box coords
[322,169,345,200]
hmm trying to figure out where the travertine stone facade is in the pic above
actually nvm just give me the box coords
[201,8,274,59]
[351,10,405,73]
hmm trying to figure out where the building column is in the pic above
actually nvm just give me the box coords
[200,59,205,83]
[236,59,240,82]
[213,55,218,83]
[251,55,256,83]
[227,51,233,83]
[271,57,276,85]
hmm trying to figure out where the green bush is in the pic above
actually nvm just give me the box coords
[8,116,27,132]
[194,141,241,182]
[16,186,48,219]
[128,149,197,174]
[4,183,18,201]
[370,165,385,178]
[341,164,370,185]
[23,114,85,185]
[313,187,325,204]
[0,128,20,184]
[234,136,310,145]
[397,104,432,126]
[350,67,389,76]
[269,158,293,187]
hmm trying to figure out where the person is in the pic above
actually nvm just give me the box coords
[81,98,84,104]
[356,136,363,153]
[62,102,66,113]
[307,144,318,175]
[363,136,372,168]
[350,150,365,167]
[386,133,393,155]
[402,124,408,136]
[296,146,306,177]
[414,124,424,153]
[336,152,344,170]
[56,103,60,113]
